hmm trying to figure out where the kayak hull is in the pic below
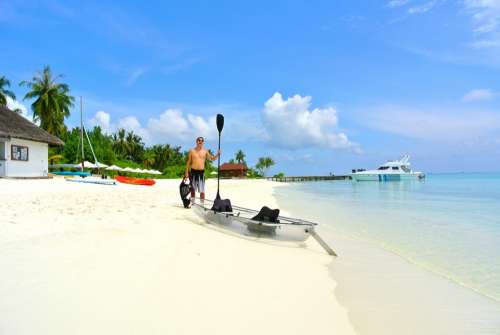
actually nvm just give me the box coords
[192,199,315,242]
[66,177,116,185]
[115,176,156,186]
[52,171,91,177]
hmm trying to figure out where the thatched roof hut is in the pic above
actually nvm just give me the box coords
[0,105,63,145]
[0,105,63,178]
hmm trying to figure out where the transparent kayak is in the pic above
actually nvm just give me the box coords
[192,199,317,242]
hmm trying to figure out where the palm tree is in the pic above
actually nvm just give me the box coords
[235,149,246,165]
[125,131,144,162]
[143,144,184,171]
[113,128,128,158]
[0,76,16,106]
[143,150,155,169]
[20,66,74,138]
[255,156,275,177]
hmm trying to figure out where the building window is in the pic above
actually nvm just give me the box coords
[11,145,29,161]
[392,166,399,170]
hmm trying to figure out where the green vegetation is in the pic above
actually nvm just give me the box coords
[62,126,116,164]
[21,66,75,139]
[235,149,246,165]
[255,156,275,177]
[0,75,16,106]
[225,150,274,178]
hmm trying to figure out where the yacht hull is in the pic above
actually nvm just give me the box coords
[351,173,424,182]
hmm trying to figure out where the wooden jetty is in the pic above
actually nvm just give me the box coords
[266,175,351,182]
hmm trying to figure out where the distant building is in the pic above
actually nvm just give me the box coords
[219,162,247,178]
[0,105,64,178]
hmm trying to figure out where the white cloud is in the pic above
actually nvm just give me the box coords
[118,116,151,142]
[387,0,411,8]
[117,115,141,131]
[147,109,216,143]
[125,68,147,86]
[6,96,32,121]
[87,93,359,153]
[90,110,111,131]
[362,104,500,141]
[462,88,496,102]
[89,108,215,145]
[90,112,150,142]
[464,0,500,34]
[463,0,500,49]
[408,1,435,14]
[262,92,360,152]
[275,152,315,163]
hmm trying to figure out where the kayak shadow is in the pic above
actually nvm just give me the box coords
[172,204,189,209]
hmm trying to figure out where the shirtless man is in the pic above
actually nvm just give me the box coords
[185,136,220,205]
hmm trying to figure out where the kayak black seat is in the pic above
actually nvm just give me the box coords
[247,206,280,234]
[251,206,280,223]
[211,198,233,213]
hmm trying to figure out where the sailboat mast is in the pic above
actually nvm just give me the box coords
[80,96,84,169]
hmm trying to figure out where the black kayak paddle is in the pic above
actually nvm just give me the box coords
[211,114,232,212]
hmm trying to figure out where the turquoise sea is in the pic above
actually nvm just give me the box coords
[274,173,500,303]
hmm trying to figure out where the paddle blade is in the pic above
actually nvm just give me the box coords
[216,114,224,133]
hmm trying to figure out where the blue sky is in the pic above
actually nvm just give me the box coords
[2,0,500,174]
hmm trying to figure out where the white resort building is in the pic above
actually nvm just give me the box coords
[0,105,63,178]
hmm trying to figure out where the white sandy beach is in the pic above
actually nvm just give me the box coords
[0,178,356,335]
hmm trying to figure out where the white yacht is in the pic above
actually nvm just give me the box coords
[351,155,425,181]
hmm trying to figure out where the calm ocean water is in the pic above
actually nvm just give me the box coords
[274,173,500,302]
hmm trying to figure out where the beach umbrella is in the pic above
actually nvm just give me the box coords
[152,170,162,175]
[123,167,135,172]
[106,165,123,171]
[132,168,143,173]
[76,161,97,169]
[95,161,109,168]
[210,171,218,175]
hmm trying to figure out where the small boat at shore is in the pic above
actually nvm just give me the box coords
[351,155,425,182]
[192,199,336,255]
[115,175,155,186]
[66,177,116,185]
[52,171,91,177]
[193,199,314,241]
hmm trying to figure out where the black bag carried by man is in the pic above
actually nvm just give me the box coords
[179,178,192,208]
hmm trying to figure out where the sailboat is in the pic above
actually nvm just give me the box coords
[53,97,116,185]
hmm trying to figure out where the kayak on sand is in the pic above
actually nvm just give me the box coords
[115,176,156,186]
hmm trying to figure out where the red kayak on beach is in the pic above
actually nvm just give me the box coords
[115,176,156,186]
